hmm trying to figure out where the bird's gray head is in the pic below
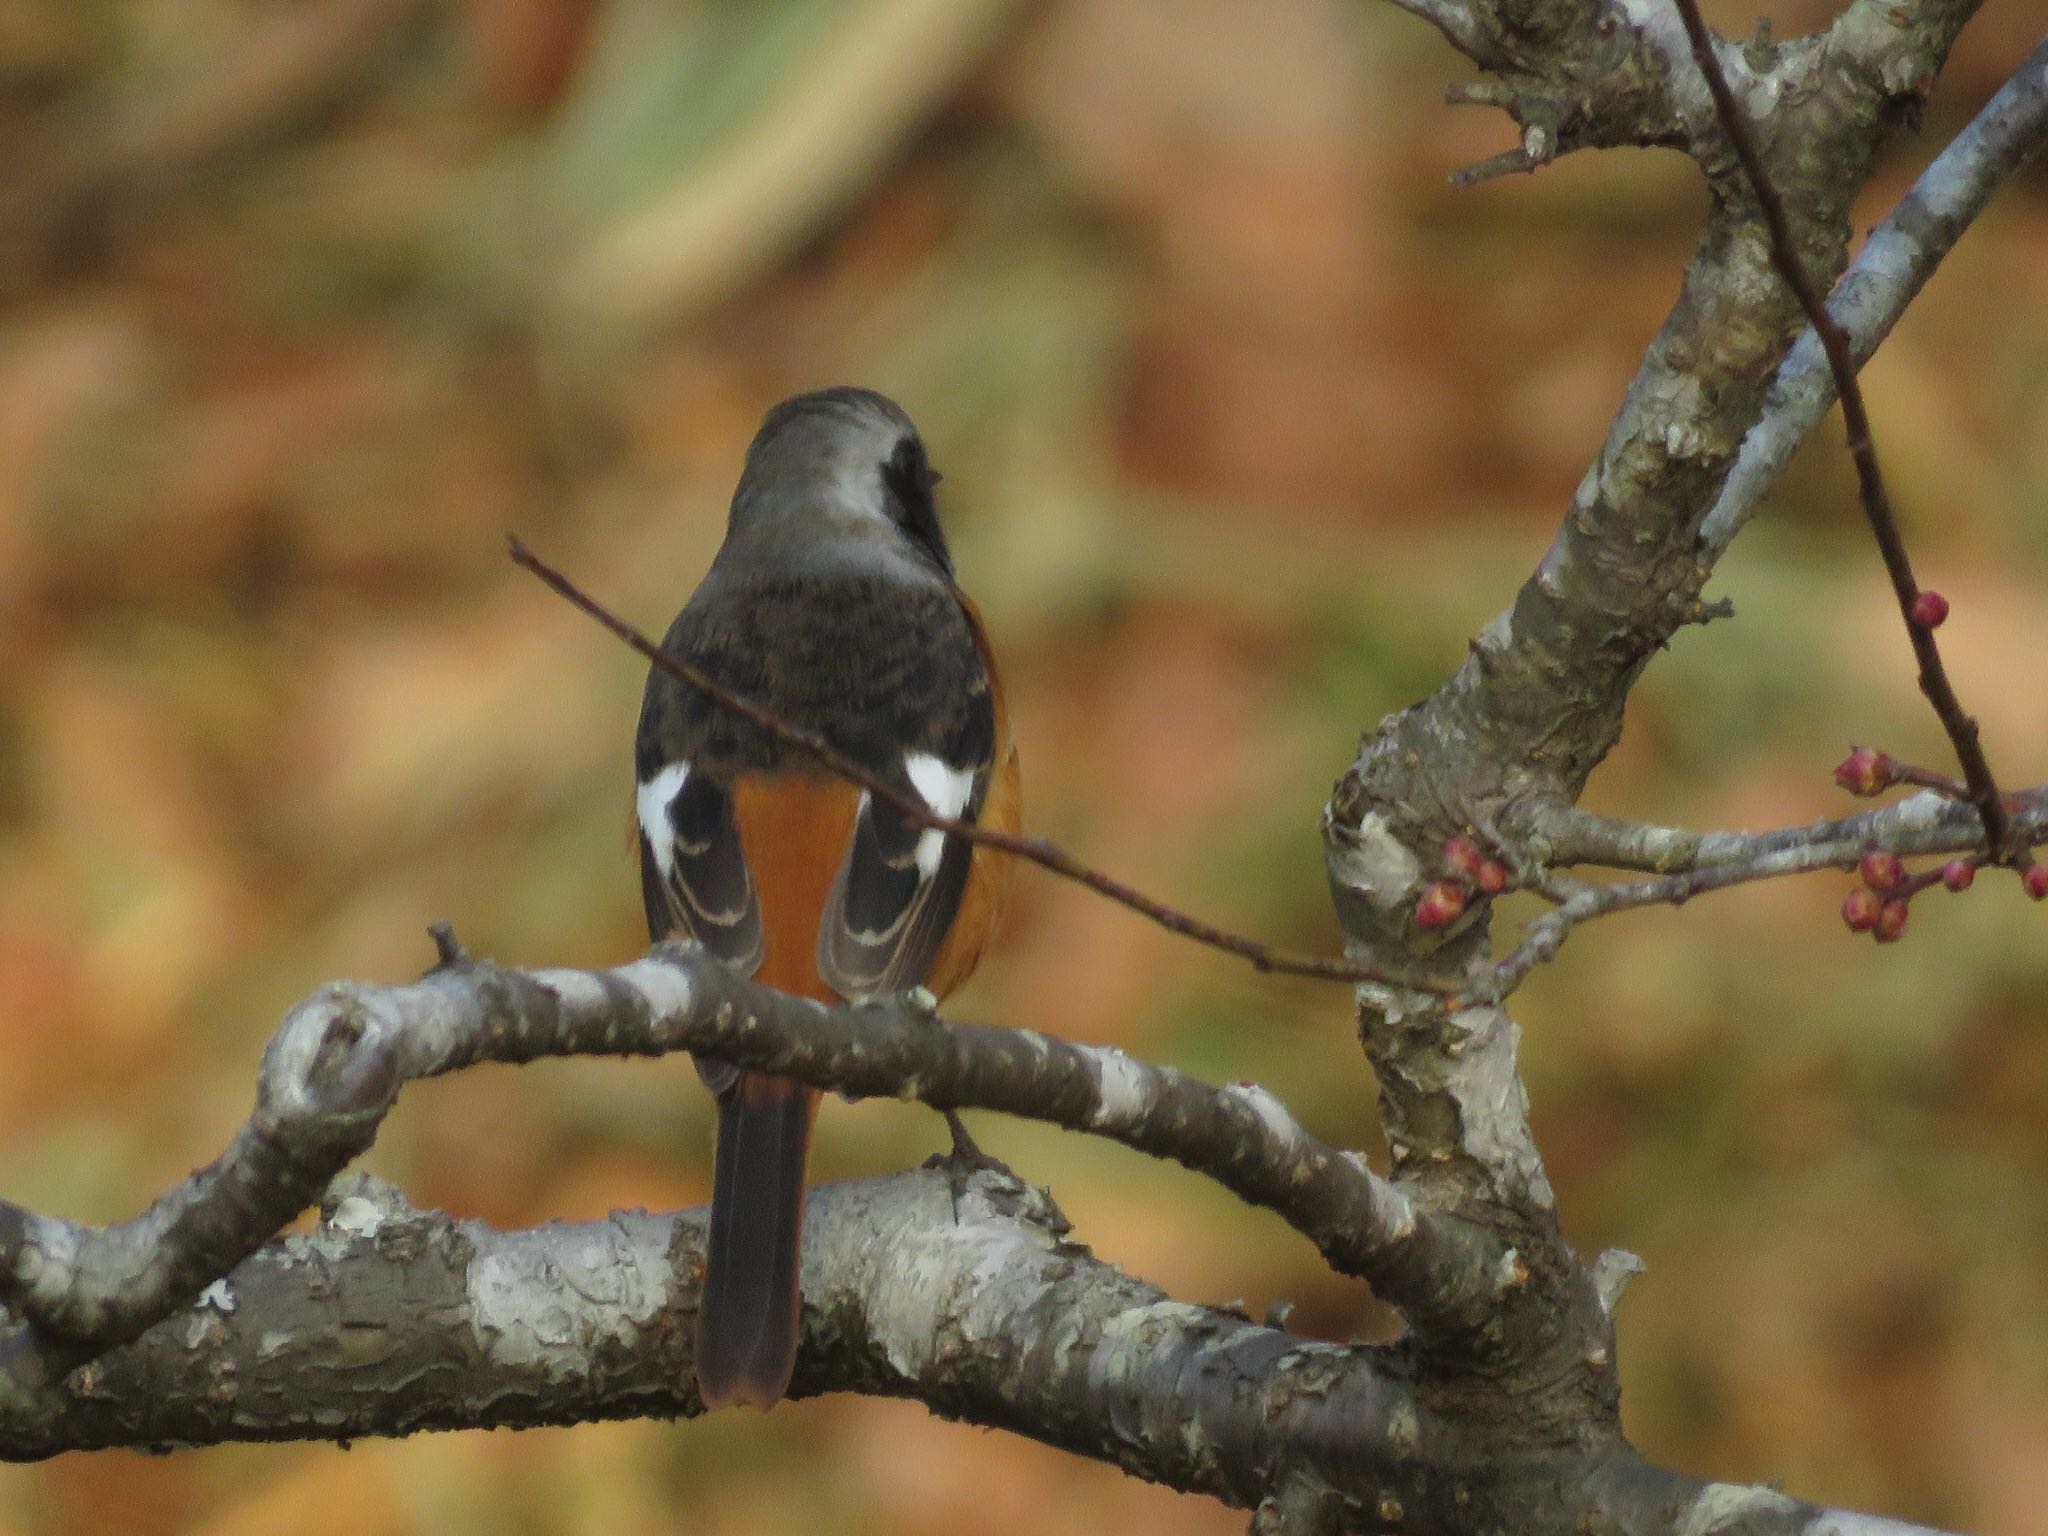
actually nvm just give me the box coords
[715,387,953,585]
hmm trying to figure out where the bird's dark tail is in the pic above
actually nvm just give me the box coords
[696,1072,817,1410]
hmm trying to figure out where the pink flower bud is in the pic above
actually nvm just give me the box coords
[1442,836,1485,879]
[1940,859,1975,892]
[2025,864,2048,902]
[1414,881,1468,930]
[1874,898,1910,943]
[1908,590,1949,628]
[1859,852,1906,894]
[1834,748,1896,797]
[1841,887,1882,932]
[1475,858,1510,895]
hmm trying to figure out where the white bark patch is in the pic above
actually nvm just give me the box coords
[468,1226,672,1375]
[1330,810,1423,905]
[1591,1248,1646,1315]
[634,762,690,877]
[1343,1154,1418,1240]
[1677,1484,1802,1536]
[1097,1300,1212,1355]
[327,1195,385,1239]
[616,956,695,1022]
[531,968,610,1013]
[1222,1081,1301,1152]
[197,1279,236,1314]
[1447,1006,1555,1208]
[1083,1047,1150,1130]
[1806,1513,1948,1536]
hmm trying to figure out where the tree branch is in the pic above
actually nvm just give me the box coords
[1670,0,2021,865]
[0,941,1496,1402]
[1314,0,1993,1512]
[0,1164,1962,1534]
[1480,787,2048,995]
[1700,35,2048,554]
[1535,787,2048,877]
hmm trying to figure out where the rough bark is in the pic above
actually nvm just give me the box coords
[2,0,2043,1531]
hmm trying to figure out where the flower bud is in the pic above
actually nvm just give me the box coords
[1442,836,1485,879]
[1414,881,1469,930]
[1859,852,1906,893]
[1940,859,1975,892]
[1841,887,1881,932]
[1908,590,1949,628]
[1833,748,1896,797]
[2025,864,2048,902]
[1475,858,1510,895]
[1874,898,1910,943]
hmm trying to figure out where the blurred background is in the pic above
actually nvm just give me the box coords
[1,0,2046,1531]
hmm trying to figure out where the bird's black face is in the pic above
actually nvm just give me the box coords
[880,433,952,579]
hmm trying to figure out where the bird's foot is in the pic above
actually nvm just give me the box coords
[926,1108,1015,1220]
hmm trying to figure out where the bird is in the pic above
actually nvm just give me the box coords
[634,387,1019,1411]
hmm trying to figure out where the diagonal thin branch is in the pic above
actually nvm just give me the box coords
[1670,0,2020,866]
[0,940,1495,1398]
[1701,36,2048,553]
[511,537,1458,995]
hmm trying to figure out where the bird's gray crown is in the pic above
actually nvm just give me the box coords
[711,387,953,586]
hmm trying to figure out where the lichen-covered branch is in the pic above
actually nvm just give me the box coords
[0,1164,1961,1536]
[0,940,1488,1400]
[1311,0,2008,1520]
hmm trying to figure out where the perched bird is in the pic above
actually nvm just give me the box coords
[634,387,1019,1410]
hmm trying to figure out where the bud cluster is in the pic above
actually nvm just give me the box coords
[1840,849,2048,942]
[1832,742,2044,938]
[1413,835,1512,930]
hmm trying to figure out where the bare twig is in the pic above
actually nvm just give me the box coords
[510,538,1459,995]
[1670,0,2021,866]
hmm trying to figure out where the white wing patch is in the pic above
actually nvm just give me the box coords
[635,761,690,879]
[904,752,975,879]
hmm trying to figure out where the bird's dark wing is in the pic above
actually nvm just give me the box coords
[817,678,996,999]
[637,763,765,973]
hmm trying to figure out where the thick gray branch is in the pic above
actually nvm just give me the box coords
[1316,0,1993,1512]
[0,942,1491,1396]
[0,1165,1959,1535]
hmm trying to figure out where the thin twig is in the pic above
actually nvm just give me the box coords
[508,538,1458,996]
[1479,788,2048,998]
[1670,0,2020,865]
